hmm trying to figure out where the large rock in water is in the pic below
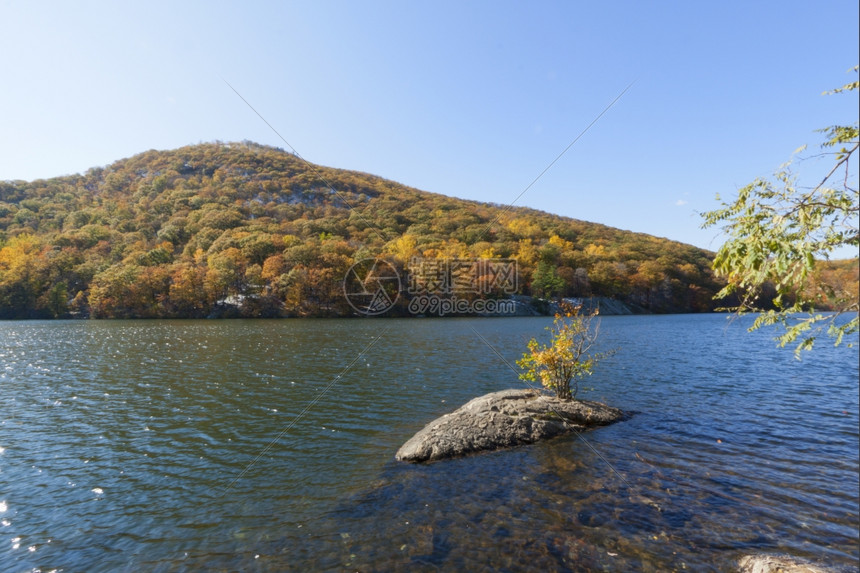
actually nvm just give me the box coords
[395,389,625,463]
[737,555,839,573]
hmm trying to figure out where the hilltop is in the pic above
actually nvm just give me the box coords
[0,141,725,318]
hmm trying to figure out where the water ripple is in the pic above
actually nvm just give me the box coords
[0,316,856,571]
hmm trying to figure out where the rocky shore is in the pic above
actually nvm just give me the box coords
[737,554,842,573]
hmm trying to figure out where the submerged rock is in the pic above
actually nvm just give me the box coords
[395,389,625,463]
[738,555,839,573]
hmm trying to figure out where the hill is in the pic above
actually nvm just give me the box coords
[0,141,725,318]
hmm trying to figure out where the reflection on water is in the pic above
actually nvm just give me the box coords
[0,315,857,571]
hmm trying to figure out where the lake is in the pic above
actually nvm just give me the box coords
[0,315,857,572]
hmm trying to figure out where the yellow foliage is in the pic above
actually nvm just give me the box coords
[478,246,497,259]
[0,234,40,270]
[385,234,419,263]
[517,304,613,400]
[585,243,607,258]
[506,218,542,238]
[437,239,471,258]
[515,239,539,267]
[547,234,573,251]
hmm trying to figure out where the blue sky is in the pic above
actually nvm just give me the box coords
[1,1,857,254]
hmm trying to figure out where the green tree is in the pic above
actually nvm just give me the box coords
[702,67,859,354]
[531,260,565,298]
[517,304,614,400]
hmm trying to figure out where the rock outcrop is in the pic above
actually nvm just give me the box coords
[395,389,625,463]
[737,555,840,573]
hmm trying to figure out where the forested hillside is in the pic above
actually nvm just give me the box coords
[1,141,728,318]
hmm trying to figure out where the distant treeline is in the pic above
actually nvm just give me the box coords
[0,142,852,319]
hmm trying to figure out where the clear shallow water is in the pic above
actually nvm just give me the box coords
[0,315,857,572]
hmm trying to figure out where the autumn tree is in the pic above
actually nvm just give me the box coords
[0,234,41,317]
[702,67,859,354]
[517,303,614,400]
[169,261,208,317]
[0,140,726,318]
